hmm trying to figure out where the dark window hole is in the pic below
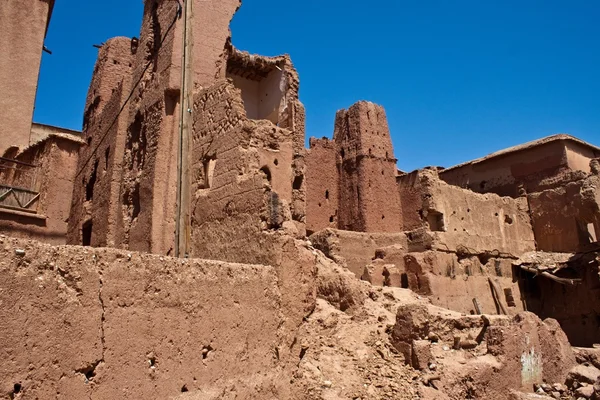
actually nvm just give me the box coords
[325,190,329,200]
[274,159,279,166]
[260,166,272,184]
[82,221,93,247]
[504,215,513,225]
[181,385,188,393]
[329,216,334,223]
[293,175,303,190]
[401,273,409,289]
[13,383,21,394]
[299,347,307,360]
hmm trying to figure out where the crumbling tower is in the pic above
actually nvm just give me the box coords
[334,102,402,232]
[0,0,55,155]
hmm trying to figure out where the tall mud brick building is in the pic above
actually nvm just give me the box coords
[1,0,600,399]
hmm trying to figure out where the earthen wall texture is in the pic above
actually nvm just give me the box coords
[518,253,600,347]
[399,169,535,256]
[439,140,571,197]
[0,136,82,244]
[190,80,300,258]
[0,236,316,399]
[335,102,402,233]
[528,173,600,253]
[67,38,135,248]
[0,0,52,155]
[306,138,339,233]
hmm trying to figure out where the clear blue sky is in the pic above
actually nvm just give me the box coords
[35,0,600,172]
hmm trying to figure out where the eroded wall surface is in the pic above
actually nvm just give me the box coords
[306,138,339,233]
[439,137,579,198]
[306,101,402,234]
[398,168,535,256]
[68,37,135,248]
[0,136,83,244]
[0,0,52,155]
[0,236,317,400]
[528,171,600,253]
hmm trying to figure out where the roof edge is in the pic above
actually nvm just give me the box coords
[441,134,600,173]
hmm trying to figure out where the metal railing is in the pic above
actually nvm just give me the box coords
[0,157,40,213]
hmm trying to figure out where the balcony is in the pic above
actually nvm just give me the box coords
[0,157,40,214]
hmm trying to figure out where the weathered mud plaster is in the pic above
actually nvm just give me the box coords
[398,168,535,256]
[528,172,600,253]
[0,134,84,244]
[0,236,316,400]
[0,0,54,155]
[306,101,402,234]
[189,48,307,262]
[440,134,600,198]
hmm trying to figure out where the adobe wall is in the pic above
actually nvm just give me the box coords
[305,101,402,234]
[335,102,402,232]
[67,38,135,248]
[30,123,82,145]
[0,236,317,399]
[0,135,83,245]
[528,171,600,253]
[400,251,524,315]
[565,141,600,174]
[439,139,570,197]
[398,168,535,256]
[309,228,407,277]
[306,138,339,234]
[516,251,600,347]
[0,0,53,155]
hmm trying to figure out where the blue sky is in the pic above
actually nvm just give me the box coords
[35,0,600,171]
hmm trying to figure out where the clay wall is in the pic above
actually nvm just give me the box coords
[67,38,135,248]
[190,79,300,262]
[0,236,316,400]
[0,135,83,244]
[565,141,600,174]
[439,138,571,197]
[401,251,524,315]
[517,253,600,347]
[0,0,53,155]
[307,101,402,234]
[309,228,407,277]
[306,138,339,234]
[30,123,82,145]
[528,173,600,253]
[398,169,535,256]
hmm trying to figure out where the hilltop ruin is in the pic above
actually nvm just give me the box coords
[1,1,600,399]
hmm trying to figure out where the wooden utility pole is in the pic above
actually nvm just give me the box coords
[175,0,193,258]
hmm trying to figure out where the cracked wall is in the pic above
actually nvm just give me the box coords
[306,101,402,234]
[189,49,306,265]
[0,236,307,400]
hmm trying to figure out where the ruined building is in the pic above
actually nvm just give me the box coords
[1,0,600,399]
[0,0,83,244]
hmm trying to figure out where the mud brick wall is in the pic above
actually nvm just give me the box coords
[0,236,312,400]
[0,136,82,244]
[440,136,600,198]
[528,173,600,253]
[306,138,339,234]
[0,0,53,154]
[398,169,535,256]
